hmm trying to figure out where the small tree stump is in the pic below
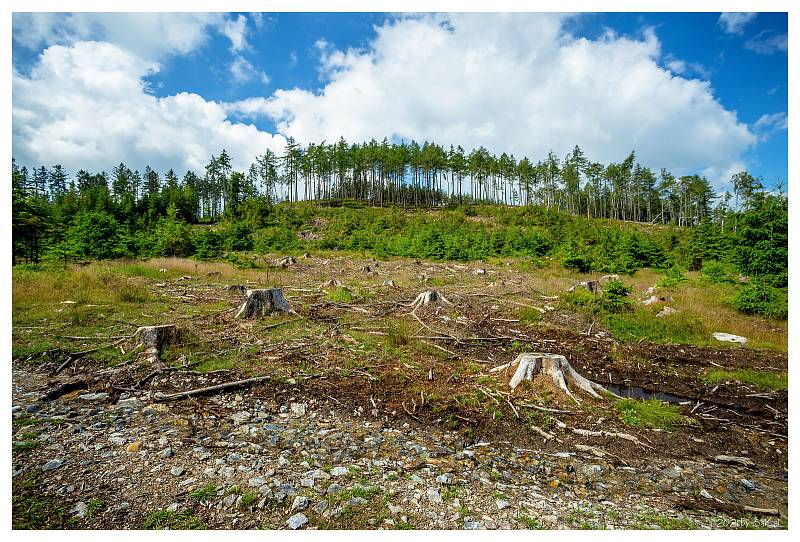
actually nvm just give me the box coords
[508,353,617,404]
[568,280,600,293]
[134,325,180,368]
[320,278,343,289]
[235,288,296,319]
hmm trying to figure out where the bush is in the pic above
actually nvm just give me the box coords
[657,265,687,288]
[194,229,224,260]
[68,211,123,260]
[731,279,787,319]
[222,221,254,251]
[600,280,634,313]
[700,260,737,284]
[254,226,301,253]
[150,211,194,257]
[562,249,591,273]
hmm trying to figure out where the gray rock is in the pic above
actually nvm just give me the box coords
[71,502,88,518]
[222,494,237,508]
[348,497,367,507]
[26,404,40,413]
[496,499,510,510]
[331,466,349,476]
[12,405,22,413]
[109,437,126,446]
[662,466,683,479]
[327,483,342,495]
[741,479,757,492]
[301,478,314,488]
[248,476,267,487]
[313,500,329,515]
[656,307,678,318]
[290,496,309,513]
[427,488,442,503]
[286,513,308,530]
[388,504,404,515]
[464,519,483,530]
[699,489,714,500]
[580,464,605,480]
[170,466,185,476]
[42,459,64,471]
[437,473,456,485]
[116,398,143,409]
[158,447,174,458]
[227,453,244,463]
[78,392,109,402]
[231,411,251,424]
[167,503,179,512]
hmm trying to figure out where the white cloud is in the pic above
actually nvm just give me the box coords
[718,13,757,35]
[12,12,243,61]
[230,56,270,84]
[753,111,788,141]
[745,30,788,54]
[12,41,285,175]
[227,13,755,188]
[222,14,249,52]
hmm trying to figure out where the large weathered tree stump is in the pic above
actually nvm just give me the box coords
[508,353,618,403]
[134,325,180,368]
[235,288,296,319]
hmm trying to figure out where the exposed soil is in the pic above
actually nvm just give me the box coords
[12,254,788,529]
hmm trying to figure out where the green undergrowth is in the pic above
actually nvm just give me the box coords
[701,368,787,391]
[614,398,690,431]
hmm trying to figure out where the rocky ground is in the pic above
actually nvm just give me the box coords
[12,255,788,530]
[12,365,786,530]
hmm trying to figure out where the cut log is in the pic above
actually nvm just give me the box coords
[568,280,600,293]
[408,290,451,310]
[134,325,180,368]
[235,288,297,319]
[508,353,618,404]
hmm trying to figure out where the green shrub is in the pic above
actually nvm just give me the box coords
[150,206,193,257]
[731,279,787,319]
[562,249,591,273]
[222,221,254,251]
[700,260,737,284]
[658,265,688,288]
[254,225,301,253]
[600,280,634,313]
[194,229,224,260]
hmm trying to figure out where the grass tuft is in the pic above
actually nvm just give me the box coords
[614,398,688,431]
[701,368,787,391]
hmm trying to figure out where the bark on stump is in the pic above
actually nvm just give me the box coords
[134,325,180,368]
[508,352,617,404]
[235,288,296,319]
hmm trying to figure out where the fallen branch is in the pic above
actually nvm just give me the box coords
[572,427,654,449]
[153,375,273,402]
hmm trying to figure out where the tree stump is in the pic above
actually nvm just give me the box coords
[408,290,451,310]
[134,325,180,368]
[508,353,617,404]
[568,280,600,293]
[320,278,343,289]
[235,288,296,319]
[276,256,296,268]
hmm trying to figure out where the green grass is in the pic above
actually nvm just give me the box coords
[614,398,688,431]
[517,513,542,529]
[606,311,707,345]
[117,263,169,280]
[14,440,41,451]
[12,474,72,529]
[517,306,543,323]
[702,368,787,391]
[441,486,461,502]
[240,491,257,508]
[327,287,355,303]
[86,498,104,519]
[632,512,698,530]
[143,510,207,530]
[189,484,219,503]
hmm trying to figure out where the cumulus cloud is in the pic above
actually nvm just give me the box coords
[745,30,788,54]
[718,13,757,35]
[12,12,242,61]
[226,13,755,188]
[12,41,285,175]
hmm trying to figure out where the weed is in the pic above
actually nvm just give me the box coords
[702,368,787,391]
[189,483,219,503]
[614,398,687,431]
[12,474,71,529]
[86,498,104,518]
[441,486,461,501]
[14,440,40,451]
[240,491,257,508]
[143,510,207,530]
[517,513,542,529]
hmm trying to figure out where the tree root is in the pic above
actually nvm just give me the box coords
[408,290,451,311]
[508,353,618,403]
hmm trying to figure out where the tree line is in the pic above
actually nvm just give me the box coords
[11,137,775,266]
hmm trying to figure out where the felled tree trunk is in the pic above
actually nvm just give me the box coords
[135,325,180,368]
[508,353,618,404]
[235,288,296,319]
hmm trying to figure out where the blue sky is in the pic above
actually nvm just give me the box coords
[12,12,788,192]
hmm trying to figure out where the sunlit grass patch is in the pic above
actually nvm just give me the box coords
[614,398,688,431]
[702,368,787,391]
[143,510,207,530]
[606,310,707,346]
